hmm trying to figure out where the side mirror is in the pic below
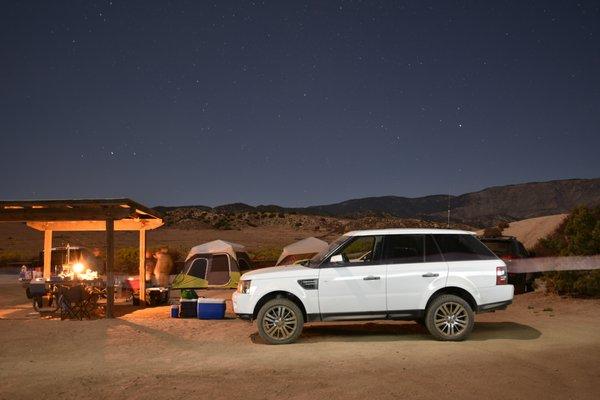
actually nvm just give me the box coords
[329,254,344,264]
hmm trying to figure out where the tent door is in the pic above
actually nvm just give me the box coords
[206,253,231,286]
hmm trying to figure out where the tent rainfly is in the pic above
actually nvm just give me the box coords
[0,198,163,318]
[276,237,329,266]
[171,240,251,290]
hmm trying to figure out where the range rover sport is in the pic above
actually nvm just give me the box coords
[233,229,514,344]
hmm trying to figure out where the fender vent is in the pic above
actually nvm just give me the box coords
[297,279,318,290]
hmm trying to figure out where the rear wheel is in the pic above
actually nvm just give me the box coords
[425,294,474,341]
[256,298,304,345]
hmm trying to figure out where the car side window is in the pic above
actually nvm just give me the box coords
[433,234,498,261]
[327,235,380,266]
[425,235,445,262]
[381,235,445,264]
[382,234,424,264]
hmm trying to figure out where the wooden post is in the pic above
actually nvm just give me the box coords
[43,229,52,278]
[105,218,115,318]
[138,229,146,305]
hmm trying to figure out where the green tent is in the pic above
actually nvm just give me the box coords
[171,240,252,289]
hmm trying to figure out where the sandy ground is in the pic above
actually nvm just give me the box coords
[503,214,568,248]
[476,213,568,249]
[1,276,599,400]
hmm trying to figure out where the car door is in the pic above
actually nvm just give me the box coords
[318,235,387,320]
[384,234,448,316]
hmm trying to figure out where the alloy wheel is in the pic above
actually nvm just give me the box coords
[434,302,469,337]
[262,305,298,340]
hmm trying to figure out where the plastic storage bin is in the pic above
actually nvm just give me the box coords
[197,298,226,320]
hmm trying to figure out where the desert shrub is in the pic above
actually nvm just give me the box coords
[249,247,281,264]
[278,213,285,218]
[543,270,600,297]
[534,206,600,297]
[115,247,182,275]
[213,218,233,230]
[498,221,510,231]
[115,247,139,274]
[0,250,27,266]
[483,227,502,237]
[165,248,183,262]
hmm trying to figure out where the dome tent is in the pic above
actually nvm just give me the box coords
[276,237,329,266]
[171,240,251,289]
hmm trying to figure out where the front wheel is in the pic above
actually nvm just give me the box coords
[256,298,304,345]
[425,294,474,341]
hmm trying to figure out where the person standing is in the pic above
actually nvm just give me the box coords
[144,250,156,284]
[153,247,173,287]
[92,248,106,276]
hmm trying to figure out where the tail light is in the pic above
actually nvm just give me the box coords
[496,266,508,285]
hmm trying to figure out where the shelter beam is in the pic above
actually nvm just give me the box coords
[139,229,146,304]
[43,230,52,278]
[106,218,115,318]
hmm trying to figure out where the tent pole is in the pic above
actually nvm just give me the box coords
[138,229,146,305]
[105,218,115,318]
[43,229,52,279]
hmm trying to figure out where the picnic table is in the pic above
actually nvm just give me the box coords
[25,278,106,319]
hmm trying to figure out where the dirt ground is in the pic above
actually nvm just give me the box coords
[476,213,568,249]
[1,275,599,400]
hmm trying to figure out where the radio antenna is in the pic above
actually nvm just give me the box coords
[447,188,451,228]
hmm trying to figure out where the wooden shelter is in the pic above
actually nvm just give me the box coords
[0,199,163,318]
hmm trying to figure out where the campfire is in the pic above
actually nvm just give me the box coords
[58,262,98,281]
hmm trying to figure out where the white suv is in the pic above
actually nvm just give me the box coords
[233,229,514,344]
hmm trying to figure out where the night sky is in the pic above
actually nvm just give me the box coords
[1,1,598,207]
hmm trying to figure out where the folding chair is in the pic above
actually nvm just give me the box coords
[80,287,102,319]
[59,285,86,320]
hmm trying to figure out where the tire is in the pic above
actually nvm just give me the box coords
[425,294,474,341]
[256,298,304,345]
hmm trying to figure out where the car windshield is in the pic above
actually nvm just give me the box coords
[305,235,350,267]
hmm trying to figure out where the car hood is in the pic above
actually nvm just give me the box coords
[241,264,318,280]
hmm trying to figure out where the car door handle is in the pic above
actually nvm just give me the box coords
[422,273,439,278]
[363,276,381,281]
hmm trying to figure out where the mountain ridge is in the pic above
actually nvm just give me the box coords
[155,178,600,227]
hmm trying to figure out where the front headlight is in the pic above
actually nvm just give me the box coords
[237,280,251,294]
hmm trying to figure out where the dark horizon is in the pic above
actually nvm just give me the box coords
[1,1,599,207]
[4,176,596,209]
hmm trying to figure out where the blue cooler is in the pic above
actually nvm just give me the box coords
[197,298,226,320]
[170,304,179,318]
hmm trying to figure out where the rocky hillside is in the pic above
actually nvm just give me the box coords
[159,207,473,235]
[156,178,600,228]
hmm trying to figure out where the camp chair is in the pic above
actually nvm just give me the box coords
[58,285,86,320]
[80,287,103,319]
